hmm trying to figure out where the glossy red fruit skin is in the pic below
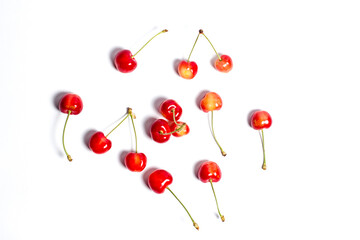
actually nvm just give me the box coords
[59,93,83,115]
[114,49,137,73]
[148,169,173,194]
[169,121,190,137]
[215,55,233,73]
[124,152,147,172]
[198,161,222,183]
[250,111,272,130]
[88,131,112,154]
[150,119,171,143]
[178,60,198,79]
[200,92,222,113]
[160,99,182,121]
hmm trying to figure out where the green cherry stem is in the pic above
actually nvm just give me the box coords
[260,129,267,170]
[62,110,72,162]
[132,29,168,59]
[199,29,222,61]
[187,30,201,62]
[166,187,199,230]
[171,109,182,126]
[210,179,225,222]
[105,113,130,138]
[160,123,187,135]
[211,111,227,156]
[128,108,138,153]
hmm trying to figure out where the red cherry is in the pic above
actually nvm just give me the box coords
[150,119,171,143]
[215,55,233,73]
[159,99,183,121]
[250,110,272,130]
[114,49,137,73]
[124,152,147,172]
[169,121,190,137]
[58,93,83,162]
[178,60,198,79]
[148,169,199,230]
[114,29,168,73]
[197,161,224,222]
[200,92,223,113]
[88,131,112,154]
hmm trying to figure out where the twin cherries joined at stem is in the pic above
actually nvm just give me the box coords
[113,29,233,79]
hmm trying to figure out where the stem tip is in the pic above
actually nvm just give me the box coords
[221,151,227,157]
[262,163,267,170]
[67,155,72,162]
[193,222,199,230]
[221,215,225,222]
[163,29,168,32]
[199,29,203,34]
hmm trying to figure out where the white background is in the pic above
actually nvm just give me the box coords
[1,0,360,239]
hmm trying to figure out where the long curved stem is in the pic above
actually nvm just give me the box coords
[166,187,199,230]
[171,109,181,126]
[200,30,222,61]
[210,179,224,222]
[62,110,72,161]
[128,108,138,153]
[187,30,201,62]
[210,111,226,156]
[105,114,129,138]
[132,29,168,58]
[260,129,267,170]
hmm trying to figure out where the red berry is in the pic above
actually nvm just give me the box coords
[250,111,272,130]
[200,92,222,113]
[150,119,171,143]
[124,152,147,172]
[198,161,222,183]
[169,121,190,137]
[59,93,83,115]
[148,169,173,194]
[114,49,137,73]
[159,99,183,121]
[88,131,112,154]
[178,60,198,79]
[215,55,233,73]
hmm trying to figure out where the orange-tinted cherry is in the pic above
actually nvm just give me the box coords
[200,92,226,156]
[159,99,182,121]
[178,30,201,79]
[59,93,83,161]
[169,121,190,137]
[150,119,171,143]
[148,169,199,230]
[200,29,233,73]
[114,29,168,73]
[198,161,224,222]
[250,110,272,170]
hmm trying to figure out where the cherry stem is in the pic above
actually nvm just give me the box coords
[187,30,201,62]
[128,108,138,153]
[160,123,187,135]
[209,179,225,222]
[260,129,267,170]
[132,29,168,59]
[200,29,222,61]
[62,110,72,162]
[171,109,181,126]
[210,111,226,156]
[105,113,130,138]
[166,187,199,230]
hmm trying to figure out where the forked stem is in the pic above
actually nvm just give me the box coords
[187,30,201,62]
[132,29,168,58]
[105,113,130,138]
[166,187,199,230]
[62,110,72,161]
[210,179,225,222]
[260,129,267,170]
[210,111,226,156]
[199,29,222,61]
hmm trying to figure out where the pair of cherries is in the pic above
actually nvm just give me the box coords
[148,160,224,230]
[150,99,189,143]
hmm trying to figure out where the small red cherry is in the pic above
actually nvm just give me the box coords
[169,121,190,137]
[124,152,147,172]
[148,169,199,230]
[150,119,171,143]
[88,131,112,154]
[159,99,183,121]
[178,60,198,79]
[58,93,83,162]
[200,92,223,113]
[114,29,168,73]
[250,110,272,170]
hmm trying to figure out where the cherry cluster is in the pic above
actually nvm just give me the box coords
[57,28,273,230]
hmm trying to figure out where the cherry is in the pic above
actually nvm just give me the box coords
[169,121,190,137]
[114,29,168,73]
[199,29,233,73]
[159,99,182,121]
[200,92,226,156]
[250,110,272,170]
[148,169,199,230]
[198,161,224,222]
[150,119,171,143]
[58,93,83,161]
[177,30,201,79]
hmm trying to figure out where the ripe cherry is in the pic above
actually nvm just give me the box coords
[250,110,272,170]
[169,121,190,137]
[114,29,168,73]
[150,119,171,143]
[200,92,226,156]
[58,93,83,161]
[148,169,199,230]
[177,30,201,79]
[198,161,224,222]
[159,99,182,121]
[199,29,233,73]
